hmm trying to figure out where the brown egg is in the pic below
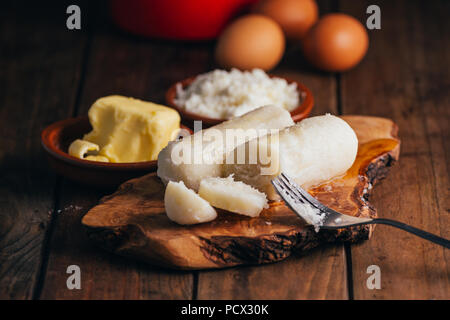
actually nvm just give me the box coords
[215,14,285,71]
[302,13,369,72]
[254,0,318,40]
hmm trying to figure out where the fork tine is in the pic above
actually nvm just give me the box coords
[277,173,321,210]
[272,174,330,230]
[279,173,328,212]
[277,173,307,202]
[271,177,306,213]
[271,176,297,203]
[275,174,323,211]
[277,173,339,217]
[274,176,307,204]
[276,173,372,229]
[273,173,378,231]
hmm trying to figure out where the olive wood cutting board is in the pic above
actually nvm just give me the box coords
[82,115,400,270]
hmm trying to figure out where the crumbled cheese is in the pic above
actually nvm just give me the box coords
[175,68,299,119]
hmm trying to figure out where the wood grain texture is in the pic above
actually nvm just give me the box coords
[340,0,449,299]
[37,7,214,299]
[1,0,447,301]
[197,0,351,300]
[82,116,400,270]
[0,3,87,299]
[36,0,353,300]
[39,182,193,299]
[197,244,346,299]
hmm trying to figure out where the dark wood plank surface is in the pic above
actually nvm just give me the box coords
[197,0,351,299]
[196,48,350,299]
[0,0,448,300]
[197,245,348,299]
[39,8,201,300]
[340,0,449,299]
[0,3,88,299]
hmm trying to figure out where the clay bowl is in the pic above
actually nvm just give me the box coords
[166,74,314,128]
[41,116,192,188]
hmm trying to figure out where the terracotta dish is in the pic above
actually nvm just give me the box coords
[41,116,191,188]
[166,74,314,127]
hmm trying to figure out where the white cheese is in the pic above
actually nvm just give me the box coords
[175,68,300,119]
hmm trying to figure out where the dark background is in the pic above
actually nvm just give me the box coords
[0,0,448,299]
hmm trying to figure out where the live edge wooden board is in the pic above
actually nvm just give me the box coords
[82,115,400,270]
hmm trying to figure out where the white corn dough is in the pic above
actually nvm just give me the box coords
[157,105,294,191]
[164,181,217,225]
[295,200,327,232]
[224,114,359,200]
[198,176,268,217]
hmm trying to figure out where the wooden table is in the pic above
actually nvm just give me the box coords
[0,0,448,300]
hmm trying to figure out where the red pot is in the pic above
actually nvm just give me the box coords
[110,0,259,40]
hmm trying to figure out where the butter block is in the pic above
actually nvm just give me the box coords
[83,95,180,162]
[198,176,268,217]
[164,180,217,225]
[157,105,294,191]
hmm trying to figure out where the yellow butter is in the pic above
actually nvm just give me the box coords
[68,139,99,158]
[80,95,180,163]
[85,155,109,162]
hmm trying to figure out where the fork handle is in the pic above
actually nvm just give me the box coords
[369,218,450,249]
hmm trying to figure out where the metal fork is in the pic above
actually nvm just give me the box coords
[271,173,450,248]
